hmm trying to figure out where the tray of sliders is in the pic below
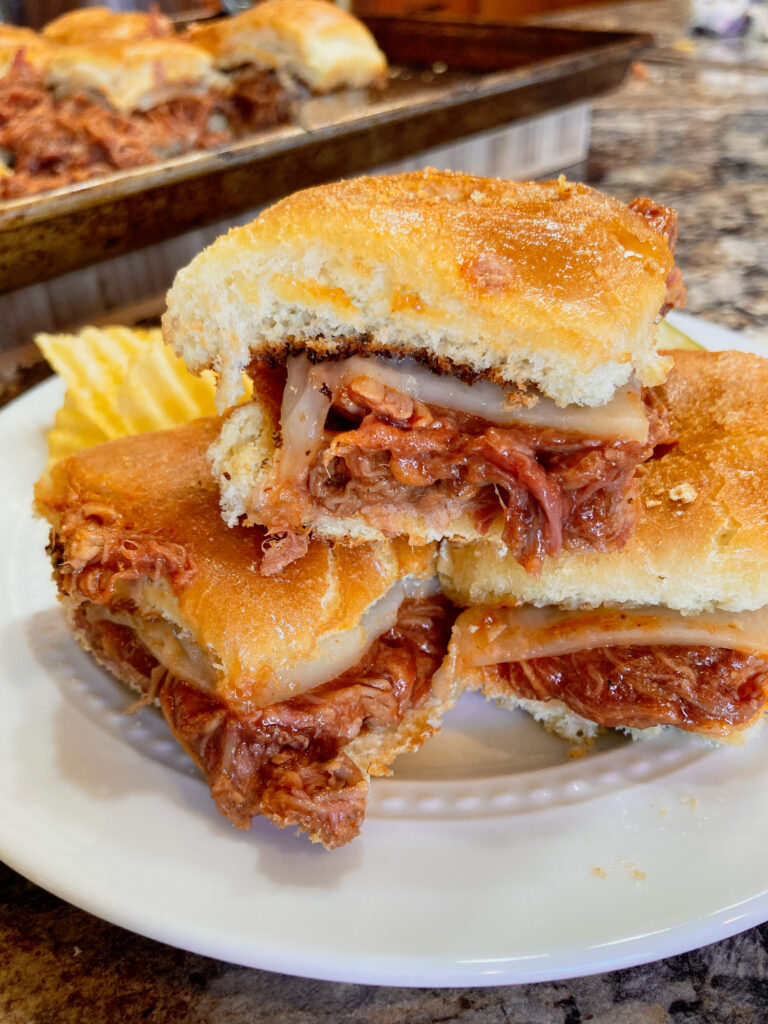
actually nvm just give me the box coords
[0,0,650,293]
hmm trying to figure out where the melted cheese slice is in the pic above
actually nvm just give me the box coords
[261,574,439,703]
[278,352,649,483]
[452,604,768,666]
[103,573,438,706]
[87,604,215,690]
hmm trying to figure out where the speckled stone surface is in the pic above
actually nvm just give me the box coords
[4,3,768,1017]
[533,2,768,348]
[587,60,768,342]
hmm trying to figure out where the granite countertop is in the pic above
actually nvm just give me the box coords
[4,3,768,1019]
[587,58,768,341]
[528,0,768,342]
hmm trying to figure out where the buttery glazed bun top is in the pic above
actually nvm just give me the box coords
[42,7,173,45]
[439,349,768,614]
[35,417,436,712]
[0,24,57,74]
[45,39,229,114]
[164,170,677,410]
[188,0,387,92]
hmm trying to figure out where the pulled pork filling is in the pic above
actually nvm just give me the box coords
[261,368,672,577]
[0,60,291,197]
[485,645,768,736]
[73,593,453,848]
[49,517,453,846]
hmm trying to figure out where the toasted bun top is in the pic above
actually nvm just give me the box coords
[188,0,387,92]
[42,6,173,45]
[163,170,676,410]
[35,418,435,710]
[0,24,57,74]
[439,349,768,614]
[45,39,228,113]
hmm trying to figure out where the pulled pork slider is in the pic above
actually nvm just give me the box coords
[42,6,173,45]
[35,418,457,848]
[0,38,237,194]
[188,0,388,94]
[45,38,229,115]
[164,170,684,576]
[0,27,56,182]
[1,31,290,198]
[438,350,768,743]
[0,30,62,190]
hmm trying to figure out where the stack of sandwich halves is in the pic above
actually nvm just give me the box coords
[36,170,768,849]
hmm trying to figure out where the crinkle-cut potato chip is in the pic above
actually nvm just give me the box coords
[113,338,220,437]
[657,320,702,351]
[38,325,152,440]
[36,325,241,463]
[46,395,114,464]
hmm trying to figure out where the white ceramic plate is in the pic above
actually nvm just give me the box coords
[2,314,768,987]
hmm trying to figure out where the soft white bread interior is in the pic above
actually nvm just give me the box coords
[163,170,676,410]
[45,39,229,113]
[439,349,768,614]
[188,0,387,92]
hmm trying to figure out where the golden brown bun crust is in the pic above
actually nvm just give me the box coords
[35,418,436,709]
[45,39,227,113]
[164,171,675,409]
[439,349,768,613]
[0,25,57,74]
[42,7,173,45]
[188,0,387,92]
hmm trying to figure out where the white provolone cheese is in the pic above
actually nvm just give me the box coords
[277,352,650,483]
[92,572,437,707]
[262,573,438,703]
[87,604,215,690]
[453,604,768,666]
[330,355,649,441]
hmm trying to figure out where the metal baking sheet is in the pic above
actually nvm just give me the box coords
[0,21,651,293]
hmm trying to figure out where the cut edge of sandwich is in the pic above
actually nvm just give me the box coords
[163,172,679,412]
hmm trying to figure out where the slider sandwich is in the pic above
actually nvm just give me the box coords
[45,38,229,117]
[188,0,388,96]
[0,28,60,189]
[1,37,233,198]
[438,350,768,743]
[163,170,685,576]
[35,418,458,848]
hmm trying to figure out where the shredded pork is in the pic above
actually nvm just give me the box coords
[75,594,454,848]
[488,644,768,735]
[264,381,673,576]
[51,502,197,601]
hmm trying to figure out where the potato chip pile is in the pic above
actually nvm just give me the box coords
[656,319,702,351]
[36,325,224,463]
